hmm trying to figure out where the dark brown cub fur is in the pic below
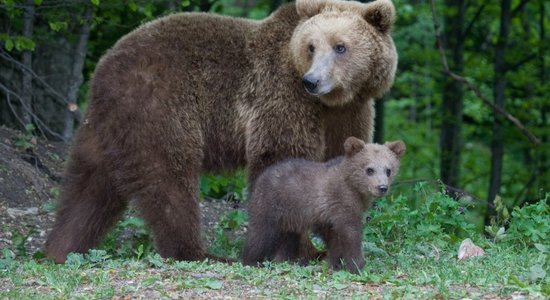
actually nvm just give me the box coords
[242,137,405,273]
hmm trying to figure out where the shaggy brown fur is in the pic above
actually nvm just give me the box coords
[45,0,397,263]
[242,137,405,273]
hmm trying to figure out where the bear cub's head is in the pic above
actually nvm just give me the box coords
[342,136,405,198]
[290,0,398,107]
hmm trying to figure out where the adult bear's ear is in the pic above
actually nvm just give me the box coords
[385,140,406,159]
[296,0,328,18]
[344,137,366,157]
[362,0,396,34]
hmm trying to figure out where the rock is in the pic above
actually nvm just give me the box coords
[7,207,39,218]
[457,238,485,261]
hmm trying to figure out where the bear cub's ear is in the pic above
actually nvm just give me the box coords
[344,136,366,157]
[362,0,396,33]
[296,0,328,18]
[385,140,406,159]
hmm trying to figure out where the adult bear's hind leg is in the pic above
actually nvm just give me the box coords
[135,165,205,261]
[45,131,128,263]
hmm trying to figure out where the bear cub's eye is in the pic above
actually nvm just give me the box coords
[308,44,315,54]
[386,169,391,177]
[334,44,346,54]
[366,168,374,176]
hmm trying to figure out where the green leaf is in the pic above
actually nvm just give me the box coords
[529,264,546,282]
[204,279,222,290]
[509,275,528,288]
[33,0,42,5]
[534,244,548,253]
[128,1,138,12]
[49,21,67,32]
[181,0,190,7]
[4,38,13,51]
[143,4,154,18]
[14,36,35,51]
[90,0,100,6]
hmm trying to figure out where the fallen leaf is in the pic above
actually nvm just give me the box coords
[204,279,223,290]
[457,238,485,261]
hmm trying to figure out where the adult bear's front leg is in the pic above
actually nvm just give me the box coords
[244,112,325,184]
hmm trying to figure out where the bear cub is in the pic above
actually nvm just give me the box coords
[242,137,406,273]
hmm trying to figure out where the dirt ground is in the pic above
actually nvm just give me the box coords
[0,126,236,257]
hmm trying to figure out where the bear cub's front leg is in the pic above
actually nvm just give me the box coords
[326,223,365,274]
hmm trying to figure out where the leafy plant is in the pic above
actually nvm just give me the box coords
[13,123,36,150]
[485,195,511,242]
[0,248,16,271]
[506,196,550,247]
[200,170,247,202]
[100,213,154,259]
[11,228,36,257]
[208,210,248,259]
[364,182,476,251]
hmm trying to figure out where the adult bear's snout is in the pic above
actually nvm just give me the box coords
[302,75,319,94]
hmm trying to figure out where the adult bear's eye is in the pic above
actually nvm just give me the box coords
[386,169,391,177]
[366,168,374,176]
[308,44,315,54]
[334,44,346,54]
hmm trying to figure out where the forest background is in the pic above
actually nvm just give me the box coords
[0,0,548,231]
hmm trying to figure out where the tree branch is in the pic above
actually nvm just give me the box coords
[4,92,27,129]
[0,49,83,124]
[505,53,537,72]
[511,0,530,18]
[462,1,487,39]
[429,0,541,145]
[0,82,65,140]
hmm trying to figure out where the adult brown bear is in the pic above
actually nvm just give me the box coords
[45,0,397,263]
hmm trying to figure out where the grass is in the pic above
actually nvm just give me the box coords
[0,243,547,299]
[1,184,548,299]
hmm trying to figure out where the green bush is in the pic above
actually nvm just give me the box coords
[364,182,476,251]
[507,196,550,247]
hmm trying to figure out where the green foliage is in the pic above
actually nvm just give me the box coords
[208,210,248,259]
[13,123,35,150]
[485,195,512,242]
[0,248,16,271]
[0,34,35,52]
[387,0,550,211]
[200,169,247,202]
[507,197,550,247]
[10,228,36,257]
[100,213,155,259]
[485,194,550,247]
[365,182,476,251]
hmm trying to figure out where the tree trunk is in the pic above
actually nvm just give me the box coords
[62,6,93,142]
[440,0,465,191]
[536,0,547,202]
[486,0,511,224]
[373,97,385,144]
[21,0,35,126]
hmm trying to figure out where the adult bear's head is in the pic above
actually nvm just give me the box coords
[290,0,397,107]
